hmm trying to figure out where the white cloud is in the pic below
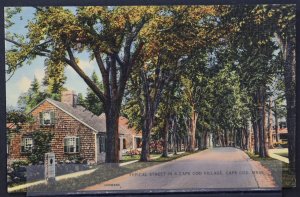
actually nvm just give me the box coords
[18,76,31,93]
[77,59,96,72]
[34,68,45,83]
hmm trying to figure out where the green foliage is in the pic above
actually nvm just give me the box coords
[43,59,67,100]
[28,131,54,165]
[76,72,104,115]
[84,71,104,115]
[6,109,32,126]
[17,77,46,113]
[11,160,30,170]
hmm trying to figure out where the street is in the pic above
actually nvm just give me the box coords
[82,147,278,191]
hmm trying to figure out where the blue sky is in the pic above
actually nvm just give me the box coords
[5,7,101,108]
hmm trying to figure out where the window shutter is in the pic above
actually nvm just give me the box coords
[50,111,55,125]
[21,138,25,152]
[76,137,80,152]
[39,112,43,125]
[64,138,68,153]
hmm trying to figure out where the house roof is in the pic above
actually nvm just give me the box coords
[6,123,17,130]
[99,114,142,136]
[39,98,139,135]
[46,98,106,133]
[278,128,288,134]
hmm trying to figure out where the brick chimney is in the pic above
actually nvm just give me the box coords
[61,90,78,108]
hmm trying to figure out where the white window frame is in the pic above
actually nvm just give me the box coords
[40,110,55,126]
[43,111,51,125]
[64,136,80,153]
[21,137,33,153]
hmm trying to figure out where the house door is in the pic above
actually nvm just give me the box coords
[96,135,106,163]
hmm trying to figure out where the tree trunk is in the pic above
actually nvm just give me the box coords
[244,125,249,150]
[204,130,208,149]
[172,118,178,154]
[224,129,228,147]
[140,113,153,161]
[162,115,169,157]
[173,134,177,154]
[105,101,121,163]
[257,87,268,158]
[176,138,178,152]
[284,45,296,172]
[274,101,279,142]
[197,136,201,150]
[240,128,244,148]
[140,66,168,162]
[267,99,273,148]
[187,108,198,152]
[276,33,296,171]
[251,114,259,155]
[184,136,187,151]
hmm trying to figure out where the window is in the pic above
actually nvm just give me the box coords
[99,136,106,153]
[39,111,55,126]
[136,137,142,148]
[64,137,80,153]
[21,137,33,153]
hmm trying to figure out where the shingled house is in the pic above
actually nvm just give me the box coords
[8,91,142,164]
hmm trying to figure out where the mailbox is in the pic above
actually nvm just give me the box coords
[45,152,56,183]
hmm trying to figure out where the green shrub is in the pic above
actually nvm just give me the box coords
[11,160,30,170]
[28,131,54,165]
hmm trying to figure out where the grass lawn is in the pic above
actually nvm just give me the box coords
[119,155,141,163]
[274,152,289,158]
[120,154,162,163]
[245,151,295,188]
[13,151,197,193]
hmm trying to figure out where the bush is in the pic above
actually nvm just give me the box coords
[7,160,30,186]
[149,140,163,154]
[126,149,141,156]
[28,131,54,165]
[11,160,30,171]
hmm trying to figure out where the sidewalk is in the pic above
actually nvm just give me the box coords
[8,152,187,192]
[268,148,289,164]
[8,167,98,193]
[8,159,145,193]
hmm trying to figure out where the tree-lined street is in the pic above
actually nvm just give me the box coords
[82,147,278,191]
[5,5,295,191]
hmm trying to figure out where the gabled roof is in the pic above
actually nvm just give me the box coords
[99,113,141,136]
[32,98,139,135]
[45,98,106,133]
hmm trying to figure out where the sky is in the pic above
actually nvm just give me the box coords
[5,7,101,108]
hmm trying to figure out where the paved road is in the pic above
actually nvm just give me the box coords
[82,147,278,191]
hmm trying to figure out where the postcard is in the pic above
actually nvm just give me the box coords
[4,4,296,195]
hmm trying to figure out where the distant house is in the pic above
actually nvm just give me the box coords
[271,121,288,144]
[8,91,142,164]
[7,123,17,155]
[249,118,288,151]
